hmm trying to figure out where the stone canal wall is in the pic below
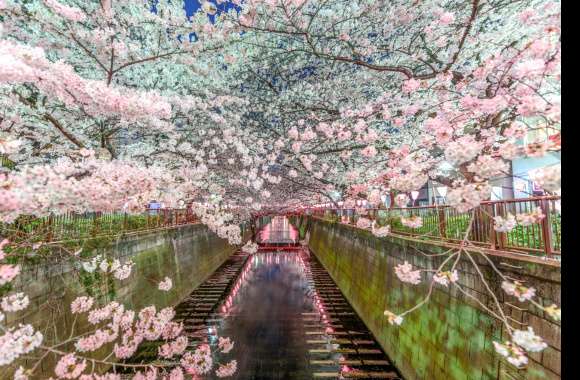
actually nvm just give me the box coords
[294,217,561,380]
[6,223,250,377]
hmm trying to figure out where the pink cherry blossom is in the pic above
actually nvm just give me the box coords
[158,277,173,292]
[181,345,213,375]
[439,12,455,25]
[501,281,536,302]
[1,293,29,312]
[218,337,234,354]
[356,217,372,229]
[44,0,86,22]
[372,225,391,237]
[516,209,545,226]
[71,296,94,314]
[402,79,421,93]
[384,310,403,325]
[14,367,28,380]
[447,182,492,213]
[394,261,422,285]
[215,360,237,378]
[433,271,459,287]
[400,216,423,229]
[164,368,184,380]
[493,341,528,368]
[493,214,517,232]
[54,354,87,379]
[158,336,188,358]
[0,324,43,365]
[0,264,20,285]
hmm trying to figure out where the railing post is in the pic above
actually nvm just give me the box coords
[493,203,506,250]
[488,204,497,249]
[438,208,447,238]
[540,199,554,257]
[94,212,101,236]
[46,214,53,242]
[369,209,377,222]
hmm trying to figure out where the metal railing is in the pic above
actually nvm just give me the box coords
[2,208,199,242]
[306,196,561,256]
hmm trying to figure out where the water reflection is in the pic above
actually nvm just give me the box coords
[258,216,298,245]
[205,249,401,379]
[211,251,314,379]
[200,218,401,379]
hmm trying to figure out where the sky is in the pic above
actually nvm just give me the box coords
[184,0,239,20]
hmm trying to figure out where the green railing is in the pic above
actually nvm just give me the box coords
[308,196,561,257]
[1,208,199,242]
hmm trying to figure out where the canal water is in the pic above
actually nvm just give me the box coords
[257,216,299,245]
[127,217,402,379]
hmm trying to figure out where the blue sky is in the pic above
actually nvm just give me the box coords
[184,0,239,20]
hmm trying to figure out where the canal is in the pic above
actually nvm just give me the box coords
[128,217,402,379]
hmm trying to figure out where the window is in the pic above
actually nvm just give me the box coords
[491,186,503,200]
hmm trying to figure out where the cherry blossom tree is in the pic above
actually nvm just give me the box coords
[0,0,562,376]
[210,0,561,207]
[210,0,561,369]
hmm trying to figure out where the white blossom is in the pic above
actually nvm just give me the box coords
[158,277,173,291]
[433,270,459,287]
[1,293,29,312]
[512,327,548,352]
[493,341,528,368]
[493,214,517,232]
[384,310,403,325]
[394,261,422,285]
[501,281,536,302]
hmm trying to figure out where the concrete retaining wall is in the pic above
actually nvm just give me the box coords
[5,223,250,378]
[296,217,560,380]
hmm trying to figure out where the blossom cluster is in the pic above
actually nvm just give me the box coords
[158,277,173,292]
[501,280,536,302]
[493,214,518,233]
[44,0,87,22]
[241,241,259,254]
[181,344,213,375]
[81,255,134,281]
[400,216,423,229]
[0,324,43,366]
[0,157,175,223]
[433,270,459,287]
[384,310,403,326]
[0,241,44,367]
[356,217,372,229]
[394,261,422,285]
[494,209,546,232]
[447,183,492,213]
[529,165,561,193]
[372,225,391,238]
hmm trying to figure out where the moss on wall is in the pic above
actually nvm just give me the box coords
[4,223,249,379]
[298,217,560,380]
